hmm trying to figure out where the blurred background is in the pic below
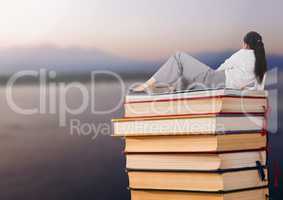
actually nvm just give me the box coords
[0,0,282,199]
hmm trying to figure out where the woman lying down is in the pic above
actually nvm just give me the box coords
[133,31,267,93]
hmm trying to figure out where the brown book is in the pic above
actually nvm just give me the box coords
[125,133,266,153]
[126,89,268,103]
[125,96,267,118]
[126,150,266,171]
[128,169,268,192]
[131,188,269,200]
[112,115,264,136]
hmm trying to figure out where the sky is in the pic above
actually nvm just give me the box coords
[0,0,282,60]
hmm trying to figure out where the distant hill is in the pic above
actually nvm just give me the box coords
[266,54,283,68]
[0,45,158,75]
[193,50,283,70]
[193,50,236,69]
[0,46,281,76]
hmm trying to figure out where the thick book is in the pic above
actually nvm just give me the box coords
[124,133,266,153]
[131,187,269,200]
[126,150,266,171]
[125,91,267,118]
[128,169,268,192]
[112,114,264,136]
[125,96,267,118]
[126,89,268,103]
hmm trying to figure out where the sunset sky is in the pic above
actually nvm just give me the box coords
[0,0,282,60]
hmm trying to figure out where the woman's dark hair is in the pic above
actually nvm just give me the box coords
[243,31,267,83]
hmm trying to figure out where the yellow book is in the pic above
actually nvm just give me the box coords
[125,133,266,152]
[126,150,266,171]
[131,188,269,200]
[128,169,268,192]
[113,115,264,136]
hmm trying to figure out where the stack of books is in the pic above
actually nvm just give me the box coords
[113,89,269,200]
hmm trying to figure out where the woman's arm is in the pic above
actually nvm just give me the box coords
[216,57,232,71]
[216,50,240,71]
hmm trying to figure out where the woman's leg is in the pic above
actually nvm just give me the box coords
[176,51,210,81]
[132,53,181,92]
[133,51,210,92]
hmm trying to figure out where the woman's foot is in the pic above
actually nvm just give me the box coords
[132,78,156,92]
[132,84,148,92]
